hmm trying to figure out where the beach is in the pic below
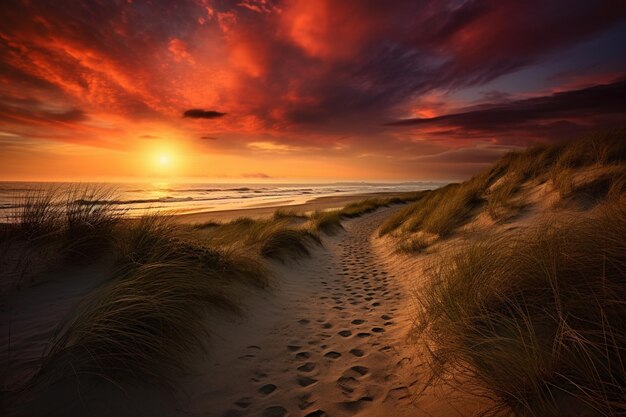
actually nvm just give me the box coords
[173,192,407,223]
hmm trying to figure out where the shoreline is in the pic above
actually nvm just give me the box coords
[173,191,403,224]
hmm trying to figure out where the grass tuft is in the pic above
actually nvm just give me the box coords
[259,228,320,261]
[414,200,626,416]
[309,210,344,235]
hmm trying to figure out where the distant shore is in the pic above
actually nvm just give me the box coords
[173,192,402,223]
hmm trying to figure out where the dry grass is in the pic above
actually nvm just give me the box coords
[397,234,430,254]
[195,216,321,262]
[63,185,123,259]
[32,213,269,388]
[414,199,626,417]
[6,188,63,240]
[308,210,344,235]
[0,187,123,291]
[381,130,626,244]
[380,178,483,239]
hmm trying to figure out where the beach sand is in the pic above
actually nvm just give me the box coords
[174,192,400,224]
[179,205,484,417]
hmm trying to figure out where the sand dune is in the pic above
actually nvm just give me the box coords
[175,206,488,417]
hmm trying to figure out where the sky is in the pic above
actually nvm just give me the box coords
[0,0,625,182]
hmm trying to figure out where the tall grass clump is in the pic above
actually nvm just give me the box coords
[116,214,268,287]
[32,213,271,388]
[308,210,344,235]
[8,188,63,241]
[414,200,626,417]
[379,178,484,239]
[378,191,431,236]
[63,185,122,258]
[37,262,241,387]
[339,198,388,218]
[193,216,322,262]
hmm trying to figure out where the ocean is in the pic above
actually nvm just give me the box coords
[0,181,446,220]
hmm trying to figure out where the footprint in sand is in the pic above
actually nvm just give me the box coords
[351,319,365,325]
[356,332,371,338]
[338,330,352,337]
[338,396,374,412]
[337,375,359,393]
[297,376,318,387]
[350,365,369,376]
[262,406,288,417]
[297,362,316,372]
[324,351,341,359]
[258,384,277,396]
[349,348,364,357]
[296,351,311,360]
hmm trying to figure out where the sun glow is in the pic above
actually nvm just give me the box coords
[146,145,180,177]
[158,154,171,166]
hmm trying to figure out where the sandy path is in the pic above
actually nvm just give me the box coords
[186,207,420,417]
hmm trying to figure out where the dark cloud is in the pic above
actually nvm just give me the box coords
[139,134,159,139]
[200,136,218,140]
[385,78,626,133]
[183,109,227,119]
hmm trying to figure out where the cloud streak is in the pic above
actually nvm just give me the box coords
[385,78,626,132]
[183,109,227,119]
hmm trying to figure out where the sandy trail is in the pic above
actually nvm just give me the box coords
[186,207,420,417]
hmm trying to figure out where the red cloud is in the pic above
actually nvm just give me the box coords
[0,0,624,179]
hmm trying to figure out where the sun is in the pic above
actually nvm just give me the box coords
[158,154,171,167]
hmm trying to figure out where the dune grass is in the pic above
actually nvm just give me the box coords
[414,199,626,417]
[379,178,484,239]
[191,193,424,259]
[6,188,64,241]
[63,185,123,259]
[194,216,321,262]
[33,213,269,388]
[0,186,123,293]
[397,234,430,254]
[2,186,122,247]
[380,130,626,249]
[308,210,344,235]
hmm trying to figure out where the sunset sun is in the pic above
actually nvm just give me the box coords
[158,154,171,167]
